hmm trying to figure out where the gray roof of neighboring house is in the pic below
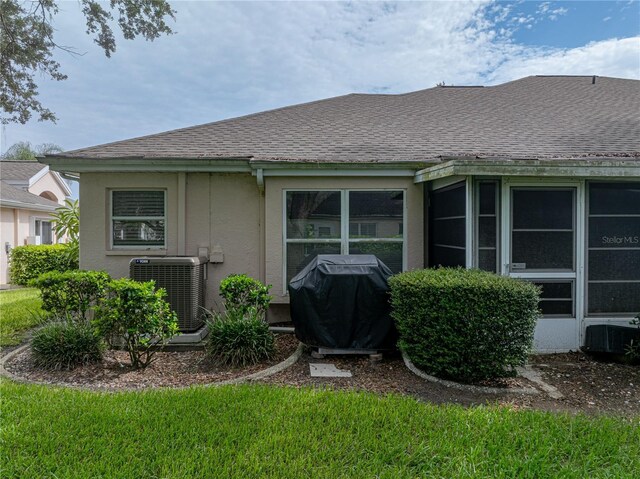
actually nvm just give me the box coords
[54,76,640,163]
[0,181,60,209]
[0,160,48,180]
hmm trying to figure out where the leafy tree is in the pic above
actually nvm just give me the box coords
[1,0,175,124]
[52,198,80,264]
[1,141,63,160]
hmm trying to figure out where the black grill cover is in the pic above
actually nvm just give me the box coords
[288,255,397,350]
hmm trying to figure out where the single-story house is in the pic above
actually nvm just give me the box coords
[41,75,640,352]
[0,161,72,284]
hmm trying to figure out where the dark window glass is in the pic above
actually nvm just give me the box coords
[512,231,573,270]
[430,183,465,218]
[539,300,574,316]
[588,282,640,314]
[286,191,341,239]
[533,282,573,299]
[286,243,341,283]
[112,220,165,246]
[42,221,53,245]
[112,191,165,217]
[478,182,496,215]
[512,189,573,230]
[588,250,640,281]
[431,218,465,248]
[478,249,496,272]
[349,242,402,273]
[349,191,403,239]
[589,183,640,215]
[429,182,466,267]
[478,217,496,248]
[588,217,640,248]
[431,246,465,268]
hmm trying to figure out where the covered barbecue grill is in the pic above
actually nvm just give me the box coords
[288,254,397,351]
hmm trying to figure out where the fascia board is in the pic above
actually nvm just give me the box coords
[0,200,58,212]
[415,159,640,182]
[42,157,253,173]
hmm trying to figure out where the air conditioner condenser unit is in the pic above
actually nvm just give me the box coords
[130,257,207,332]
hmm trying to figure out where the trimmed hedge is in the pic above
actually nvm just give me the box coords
[389,268,540,382]
[29,270,111,321]
[9,244,78,285]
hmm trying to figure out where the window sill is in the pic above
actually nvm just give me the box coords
[105,250,168,256]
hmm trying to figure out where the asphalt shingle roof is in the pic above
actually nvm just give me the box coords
[0,161,48,180]
[0,181,60,208]
[58,76,640,163]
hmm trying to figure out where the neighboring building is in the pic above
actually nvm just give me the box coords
[0,161,72,284]
[41,75,640,352]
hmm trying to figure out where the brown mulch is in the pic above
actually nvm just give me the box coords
[4,333,299,391]
[4,332,639,415]
[259,348,640,416]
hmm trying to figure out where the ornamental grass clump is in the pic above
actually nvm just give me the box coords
[206,274,275,367]
[205,308,275,368]
[389,268,540,383]
[31,321,104,370]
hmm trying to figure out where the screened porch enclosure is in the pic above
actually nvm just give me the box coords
[426,178,640,351]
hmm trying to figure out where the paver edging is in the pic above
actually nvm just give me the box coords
[0,342,304,392]
[401,350,540,395]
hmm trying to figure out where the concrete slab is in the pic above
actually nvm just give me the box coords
[309,363,352,378]
[168,325,209,344]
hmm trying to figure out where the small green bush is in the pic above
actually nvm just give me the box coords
[9,244,78,285]
[219,274,272,319]
[389,268,540,383]
[29,270,111,321]
[31,321,104,370]
[205,309,275,367]
[94,279,179,369]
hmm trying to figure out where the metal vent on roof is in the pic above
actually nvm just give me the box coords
[130,257,207,332]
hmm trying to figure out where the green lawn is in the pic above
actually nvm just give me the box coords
[0,288,43,347]
[1,381,638,478]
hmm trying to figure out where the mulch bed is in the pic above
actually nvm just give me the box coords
[4,333,299,391]
[260,348,640,416]
[4,333,639,415]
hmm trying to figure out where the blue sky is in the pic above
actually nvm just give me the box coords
[2,0,639,161]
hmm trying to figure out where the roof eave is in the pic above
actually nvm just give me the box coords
[415,157,640,183]
[0,199,58,212]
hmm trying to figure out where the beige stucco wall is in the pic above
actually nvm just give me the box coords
[29,173,67,205]
[0,206,60,284]
[264,176,424,303]
[79,172,261,309]
[77,172,423,320]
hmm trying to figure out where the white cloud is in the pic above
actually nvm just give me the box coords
[2,1,639,153]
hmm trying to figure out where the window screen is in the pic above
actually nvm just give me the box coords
[475,181,498,272]
[587,182,640,314]
[511,188,574,271]
[428,182,466,268]
[111,190,165,247]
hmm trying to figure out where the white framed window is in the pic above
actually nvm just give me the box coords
[110,190,166,249]
[284,190,405,286]
[30,218,54,245]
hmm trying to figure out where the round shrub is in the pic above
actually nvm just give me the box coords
[31,321,105,370]
[93,279,179,369]
[29,270,111,321]
[206,310,275,368]
[219,274,272,319]
[389,268,540,383]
